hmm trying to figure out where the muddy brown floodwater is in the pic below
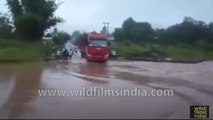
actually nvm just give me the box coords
[0,56,213,119]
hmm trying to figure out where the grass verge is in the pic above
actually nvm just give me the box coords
[110,41,213,61]
[0,39,44,62]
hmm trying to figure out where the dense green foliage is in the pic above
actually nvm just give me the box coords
[6,0,62,40]
[114,17,213,44]
[52,31,71,45]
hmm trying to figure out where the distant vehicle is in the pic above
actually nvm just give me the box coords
[77,33,109,62]
[63,41,76,59]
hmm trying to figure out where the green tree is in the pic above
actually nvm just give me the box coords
[132,22,153,42]
[165,17,208,44]
[71,30,82,44]
[114,16,212,44]
[72,30,82,39]
[207,23,213,43]
[0,12,13,38]
[114,17,154,42]
[122,17,136,41]
[113,28,124,41]
[53,31,71,45]
[7,0,63,40]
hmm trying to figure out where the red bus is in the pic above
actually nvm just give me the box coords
[77,33,109,62]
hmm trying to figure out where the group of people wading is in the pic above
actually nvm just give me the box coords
[44,41,78,60]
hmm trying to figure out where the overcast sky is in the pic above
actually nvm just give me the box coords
[0,0,213,34]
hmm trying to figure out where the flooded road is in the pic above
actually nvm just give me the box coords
[0,56,213,119]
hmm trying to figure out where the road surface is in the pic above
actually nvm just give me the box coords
[0,55,212,119]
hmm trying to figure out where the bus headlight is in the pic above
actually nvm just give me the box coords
[87,54,92,57]
[105,54,109,58]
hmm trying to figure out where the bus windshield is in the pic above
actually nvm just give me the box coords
[88,39,108,47]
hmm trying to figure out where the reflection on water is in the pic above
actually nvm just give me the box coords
[0,63,44,118]
[0,64,20,83]
[79,62,108,77]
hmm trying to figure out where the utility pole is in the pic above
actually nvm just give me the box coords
[103,22,110,35]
